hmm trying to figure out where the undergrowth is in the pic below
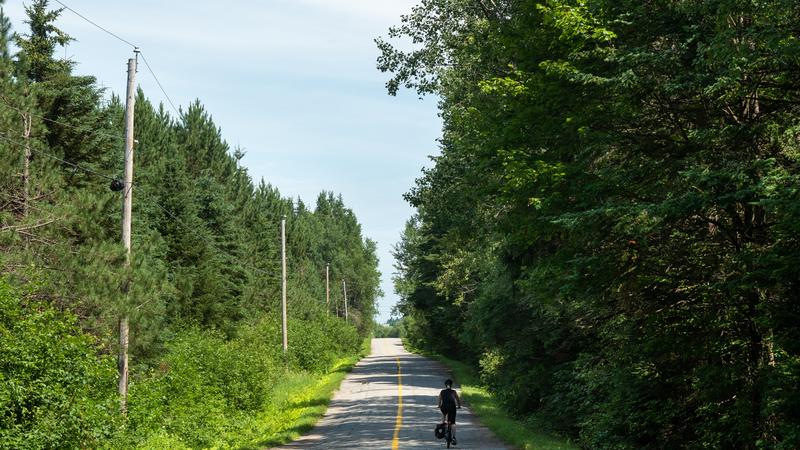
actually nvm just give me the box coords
[415,344,578,450]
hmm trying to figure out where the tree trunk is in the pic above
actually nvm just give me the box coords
[21,111,31,217]
[745,290,763,449]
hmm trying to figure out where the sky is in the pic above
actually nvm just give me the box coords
[2,0,442,322]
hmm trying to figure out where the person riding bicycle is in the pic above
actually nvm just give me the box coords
[438,379,462,445]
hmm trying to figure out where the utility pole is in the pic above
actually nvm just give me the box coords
[325,263,330,312]
[281,215,288,354]
[119,50,138,414]
[342,279,348,323]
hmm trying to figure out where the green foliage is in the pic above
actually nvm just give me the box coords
[14,0,73,82]
[118,318,361,448]
[1,0,380,350]
[288,315,361,373]
[382,0,800,447]
[122,327,269,448]
[0,1,381,446]
[373,320,403,338]
[429,351,578,450]
[0,278,119,449]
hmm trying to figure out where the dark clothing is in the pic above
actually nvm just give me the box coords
[440,388,459,424]
[441,405,457,424]
[440,388,458,408]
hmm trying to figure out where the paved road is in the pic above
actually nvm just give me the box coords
[274,338,509,449]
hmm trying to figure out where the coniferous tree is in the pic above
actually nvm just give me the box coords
[2,1,381,445]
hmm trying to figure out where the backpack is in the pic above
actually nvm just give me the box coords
[435,422,446,439]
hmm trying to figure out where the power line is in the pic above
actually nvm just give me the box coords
[0,131,118,182]
[139,52,181,118]
[0,96,125,144]
[0,130,277,277]
[53,0,138,49]
[53,1,183,119]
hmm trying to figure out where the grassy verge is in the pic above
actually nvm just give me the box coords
[129,339,370,450]
[422,351,578,450]
[131,357,362,450]
[235,339,370,449]
[235,358,359,448]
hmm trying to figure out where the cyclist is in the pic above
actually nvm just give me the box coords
[438,379,462,445]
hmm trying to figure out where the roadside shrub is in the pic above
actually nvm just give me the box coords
[0,277,365,449]
[123,330,230,448]
[123,325,277,448]
[288,314,360,373]
[324,316,361,357]
[287,318,335,372]
[0,279,119,449]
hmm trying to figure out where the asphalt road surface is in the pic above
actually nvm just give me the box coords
[274,338,509,449]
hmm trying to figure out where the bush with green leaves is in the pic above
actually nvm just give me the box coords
[121,326,271,448]
[119,312,360,448]
[0,279,119,449]
[288,314,361,373]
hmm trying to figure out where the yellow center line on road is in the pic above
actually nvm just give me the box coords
[391,356,403,450]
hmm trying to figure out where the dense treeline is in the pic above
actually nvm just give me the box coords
[0,1,379,447]
[373,317,404,338]
[382,0,800,448]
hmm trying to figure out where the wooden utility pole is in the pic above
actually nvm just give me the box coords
[325,263,330,312]
[281,215,288,354]
[119,50,138,414]
[342,279,348,323]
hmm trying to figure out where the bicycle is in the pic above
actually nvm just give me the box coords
[438,406,461,447]
[444,421,454,448]
[442,411,459,448]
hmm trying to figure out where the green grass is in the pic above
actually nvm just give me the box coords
[131,340,369,449]
[231,340,369,449]
[423,352,578,450]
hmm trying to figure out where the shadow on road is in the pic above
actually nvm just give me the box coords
[271,338,509,450]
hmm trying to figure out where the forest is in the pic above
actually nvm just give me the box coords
[381,0,800,448]
[0,1,380,447]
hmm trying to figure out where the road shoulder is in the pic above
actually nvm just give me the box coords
[414,348,579,450]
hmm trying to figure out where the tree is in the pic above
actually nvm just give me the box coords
[382,0,800,447]
[14,0,72,83]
